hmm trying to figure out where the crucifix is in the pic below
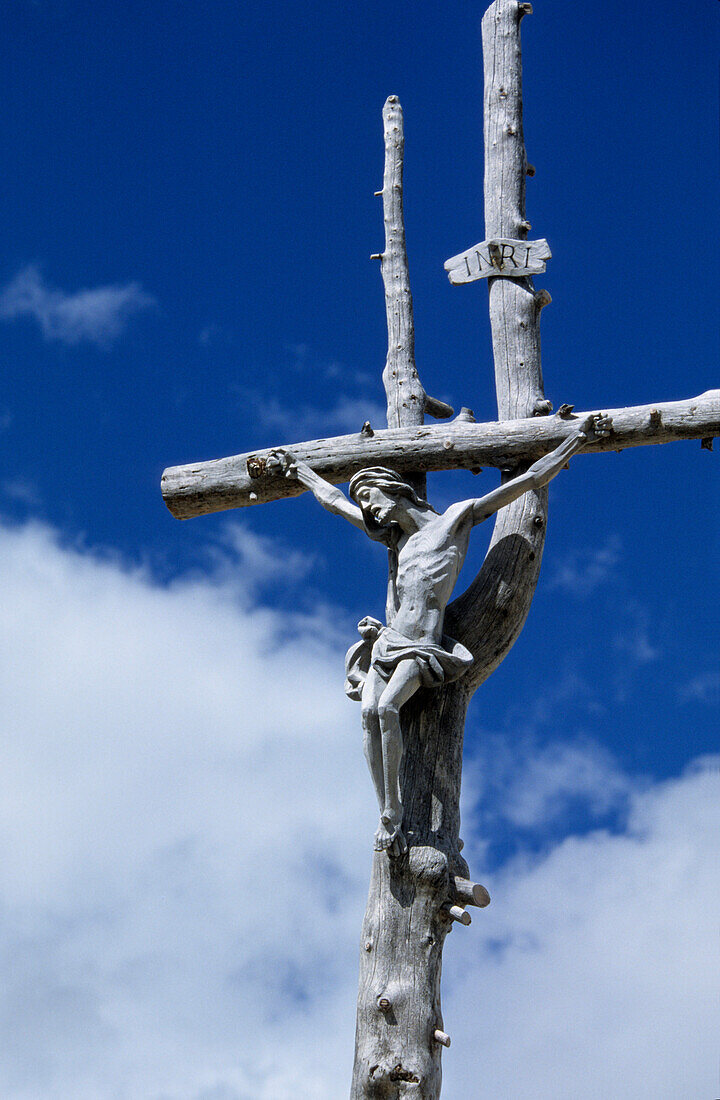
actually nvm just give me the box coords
[161,2,718,1096]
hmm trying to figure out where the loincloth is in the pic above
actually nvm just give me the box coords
[344,617,473,700]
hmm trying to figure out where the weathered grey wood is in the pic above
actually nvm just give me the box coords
[351,92,456,1099]
[351,5,547,1094]
[444,236,551,283]
[379,96,425,435]
[161,390,720,518]
[450,875,491,908]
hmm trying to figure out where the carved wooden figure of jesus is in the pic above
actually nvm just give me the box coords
[269,412,611,857]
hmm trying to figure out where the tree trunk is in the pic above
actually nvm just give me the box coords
[351,3,543,1096]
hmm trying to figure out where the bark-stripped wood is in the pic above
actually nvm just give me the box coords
[161,390,719,518]
[444,235,551,283]
[379,96,425,434]
[353,3,548,1094]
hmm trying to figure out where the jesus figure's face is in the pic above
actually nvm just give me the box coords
[356,486,405,527]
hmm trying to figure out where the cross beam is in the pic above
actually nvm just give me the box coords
[161,390,719,519]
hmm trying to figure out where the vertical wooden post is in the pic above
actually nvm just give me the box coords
[351,3,550,1097]
[448,0,550,683]
[377,95,427,499]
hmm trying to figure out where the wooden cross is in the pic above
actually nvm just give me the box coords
[160,3,717,1097]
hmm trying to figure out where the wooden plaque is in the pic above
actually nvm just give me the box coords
[444,237,551,284]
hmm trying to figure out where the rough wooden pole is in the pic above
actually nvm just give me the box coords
[446,0,549,685]
[378,96,425,437]
[160,392,719,518]
[351,97,470,1099]
[352,4,547,1095]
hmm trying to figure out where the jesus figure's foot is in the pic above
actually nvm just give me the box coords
[374,811,407,859]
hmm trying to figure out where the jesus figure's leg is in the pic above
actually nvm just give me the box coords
[361,669,387,849]
[377,658,423,857]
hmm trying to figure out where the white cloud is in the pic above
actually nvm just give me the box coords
[548,537,621,596]
[0,517,717,1098]
[242,390,388,439]
[0,265,155,347]
[465,735,635,831]
[445,757,720,1099]
[1,477,41,507]
[680,671,720,703]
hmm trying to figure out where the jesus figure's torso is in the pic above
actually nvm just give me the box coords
[390,501,475,642]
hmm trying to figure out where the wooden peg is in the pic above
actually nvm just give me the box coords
[434,1029,451,1047]
[450,875,491,908]
[442,904,471,925]
[424,395,454,419]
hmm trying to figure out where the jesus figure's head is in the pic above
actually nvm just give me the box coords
[348,467,435,535]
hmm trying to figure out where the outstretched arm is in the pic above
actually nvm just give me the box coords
[266,449,366,531]
[469,414,613,524]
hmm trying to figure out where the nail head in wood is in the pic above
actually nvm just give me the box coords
[246,455,266,479]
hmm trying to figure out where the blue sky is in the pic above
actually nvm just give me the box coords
[0,2,718,1097]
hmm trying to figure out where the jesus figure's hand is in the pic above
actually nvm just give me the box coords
[579,413,613,442]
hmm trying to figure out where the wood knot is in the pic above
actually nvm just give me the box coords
[389,1065,420,1084]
